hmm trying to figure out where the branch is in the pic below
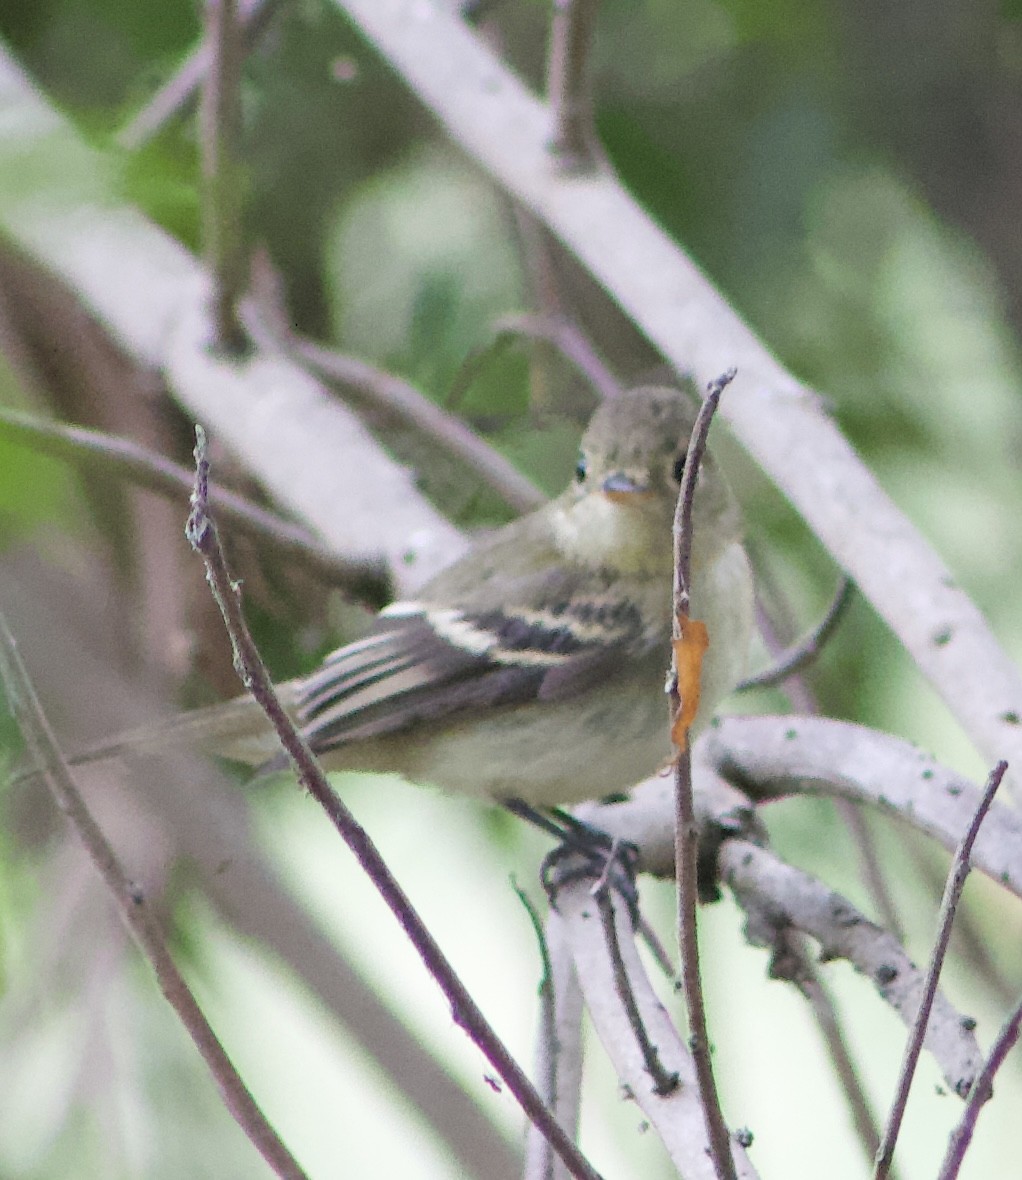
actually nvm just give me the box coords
[0,404,391,607]
[0,613,309,1180]
[185,427,603,1180]
[117,0,280,150]
[200,0,248,353]
[873,760,1006,1179]
[704,716,1022,899]
[669,371,737,1180]
[717,839,983,1097]
[489,313,623,402]
[545,0,601,171]
[936,994,1022,1180]
[523,911,585,1180]
[553,879,760,1179]
[737,576,854,691]
[287,335,546,514]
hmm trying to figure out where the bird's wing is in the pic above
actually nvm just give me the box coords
[294,592,650,756]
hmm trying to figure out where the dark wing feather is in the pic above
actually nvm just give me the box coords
[293,596,646,757]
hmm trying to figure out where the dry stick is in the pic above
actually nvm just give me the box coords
[0,405,391,607]
[0,614,308,1180]
[590,849,679,1096]
[670,368,738,1180]
[524,913,586,1180]
[185,427,603,1180]
[200,0,248,353]
[546,0,601,171]
[736,576,854,691]
[289,337,547,514]
[936,993,1022,1180]
[873,760,1008,1180]
[117,0,279,150]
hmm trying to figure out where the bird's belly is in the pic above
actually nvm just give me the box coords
[401,674,672,806]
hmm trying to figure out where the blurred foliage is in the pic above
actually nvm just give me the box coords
[0,1,1021,1178]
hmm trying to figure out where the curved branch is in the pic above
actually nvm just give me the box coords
[704,715,1022,899]
[718,839,983,1098]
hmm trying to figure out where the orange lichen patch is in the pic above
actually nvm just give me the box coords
[671,616,709,750]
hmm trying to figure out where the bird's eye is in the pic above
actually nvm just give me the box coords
[672,454,686,483]
[575,454,588,483]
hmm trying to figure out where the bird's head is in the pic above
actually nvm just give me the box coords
[552,385,741,576]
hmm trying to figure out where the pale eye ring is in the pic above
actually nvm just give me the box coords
[575,455,588,483]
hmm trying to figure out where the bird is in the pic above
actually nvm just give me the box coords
[86,385,754,810]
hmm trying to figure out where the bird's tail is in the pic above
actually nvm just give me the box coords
[71,682,301,770]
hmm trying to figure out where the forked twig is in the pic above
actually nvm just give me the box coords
[185,426,604,1180]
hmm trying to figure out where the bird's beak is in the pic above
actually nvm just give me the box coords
[600,472,654,504]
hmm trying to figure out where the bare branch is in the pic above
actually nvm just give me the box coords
[185,428,604,1180]
[718,839,983,1096]
[0,404,391,607]
[937,994,1022,1180]
[553,879,760,1179]
[704,716,1022,898]
[546,0,601,172]
[524,912,585,1180]
[289,335,547,514]
[200,0,248,353]
[0,613,309,1180]
[491,313,623,402]
[670,369,737,1180]
[737,576,854,691]
[873,761,1006,1180]
[783,939,882,1164]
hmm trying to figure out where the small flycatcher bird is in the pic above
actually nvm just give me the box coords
[93,386,754,808]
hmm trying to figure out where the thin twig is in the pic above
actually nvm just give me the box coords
[591,857,678,1096]
[492,313,623,402]
[670,368,738,1180]
[185,427,603,1180]
[0,404,391,607]
[546,0,601,171]
[0,613,308,1180]
[524,912,586,1180]
[873,760,1008,1180]
[737,576,854,691]
[936,993,1022,1180]
[289,336,547,514]
[200,0,248,353]
[117,0,280,150]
